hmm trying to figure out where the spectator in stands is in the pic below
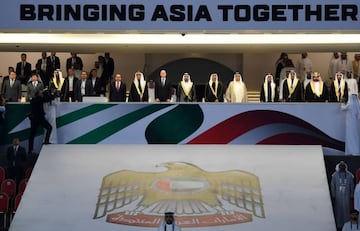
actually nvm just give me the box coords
[128,71,148,102]
[35,51,51,87]
[226,72,248,103]
[260,74,278,103]
[296,52,313,82]
[109,73,126,102]
[329,52,340,83]
[345,71,359,96]
[66,52,83,78]
[61,68,78,102]
[204,73,224,102]
[177,73,196,102]
[6,138,27,183]
[88,68,102,96]
[305,72,329,102]
[1,67,16,94]
[341,209,359,231]
[282,70,303,102]
[27,71,44,102]
[49,69,65,99]
[275,52,294,86]
[74,71,91,102]
[336,52,353,77]
[329,72,349,103]
[155,69,172,102]
[1,71,22,102]
[47,52,61,82]
[102,52,115,90]
[16,53,32,85]
[331,161,354,231]
[352,54,360,80]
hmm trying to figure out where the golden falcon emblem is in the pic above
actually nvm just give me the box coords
[93,162,265,227]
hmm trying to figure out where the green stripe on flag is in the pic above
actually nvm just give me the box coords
[68,104,170,144]
[56,104,116,127]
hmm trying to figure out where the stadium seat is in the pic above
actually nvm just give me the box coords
[18,179,28,194]
[0,192,9,228]
[1,179,16,199]
[25,168,33,179]
[11,192,23,221]
[0,167,5,185]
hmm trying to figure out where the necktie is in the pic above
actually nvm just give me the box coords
[116,81,120,90]
[10,79,14,87]
[161,78,165,87]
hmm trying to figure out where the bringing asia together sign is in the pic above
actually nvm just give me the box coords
[1,0,359,31]
[20,4,358,22]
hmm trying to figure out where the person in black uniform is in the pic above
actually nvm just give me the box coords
[28,89,54,154]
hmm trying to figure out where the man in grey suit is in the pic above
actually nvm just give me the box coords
[1,71,22,102]
[27,72,44,101]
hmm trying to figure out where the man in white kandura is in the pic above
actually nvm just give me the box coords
[225,72,247,103]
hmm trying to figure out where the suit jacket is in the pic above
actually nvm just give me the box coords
[27,81,44,101]
[6,145,27,169]
[155,78,173,102]
[109,81,126,102]
[74,79,92,102]
[102,58,115,81]
[1,79,22,102]
[36,58,52,87]
[16,61,32,85]
[66,56,83,71]
[61,76,78,102]
[47,55,61,73]
[88,77,102,96]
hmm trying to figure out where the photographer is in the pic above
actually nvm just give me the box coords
[28,88,54,154]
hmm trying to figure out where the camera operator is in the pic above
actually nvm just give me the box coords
[28,88,55,154]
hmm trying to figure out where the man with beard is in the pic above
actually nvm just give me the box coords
[177,73,196,102]
[282,70,303,102]
[329,72,348,103]
[305,72,329,102]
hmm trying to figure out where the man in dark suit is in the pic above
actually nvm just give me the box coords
[109,73,126,102]
[1,66,15,93]
[1,71,22,102]
[35,51,51,87]
[7,138,27,183]
[66,52,83,74]
[74,71,92,102]
[102,52,115,88]
[16,53,32,85]
[88,69,102,96]
[61,68,78,102]
[27,72,44,101]
[28,89,54,154]
[47,52,61,79]
[155,69,173,102]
